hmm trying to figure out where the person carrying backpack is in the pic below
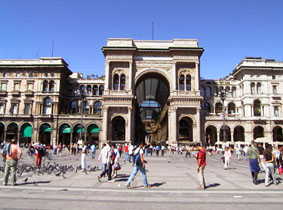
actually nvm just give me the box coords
[126,143,150,189]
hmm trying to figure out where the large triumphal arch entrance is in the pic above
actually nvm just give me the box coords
[101,38,204,146]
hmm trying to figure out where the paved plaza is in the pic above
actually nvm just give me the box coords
[0,151,283,209]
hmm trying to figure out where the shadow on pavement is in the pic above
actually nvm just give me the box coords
[150,182,166,188]
[205,183,220,189]
[17,181,51,186]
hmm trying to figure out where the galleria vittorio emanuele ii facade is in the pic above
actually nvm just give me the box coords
[0,38,283,147]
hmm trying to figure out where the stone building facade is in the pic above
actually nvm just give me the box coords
[1,41,283,147]
[0,58,104,146]
[101,38,203,146]
[201,57,283,146]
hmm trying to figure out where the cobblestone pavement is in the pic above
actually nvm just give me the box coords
[0,151,283,209]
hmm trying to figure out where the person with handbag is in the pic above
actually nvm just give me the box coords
[263,144,279,186]
[112,145,121,178]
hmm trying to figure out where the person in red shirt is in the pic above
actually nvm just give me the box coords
[196,144,207,190]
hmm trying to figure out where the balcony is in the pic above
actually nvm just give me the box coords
[11,91,21,96]
[0,90,7,96]
[25,90,34,96]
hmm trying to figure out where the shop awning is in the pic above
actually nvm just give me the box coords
[43,127,53,132]
[23,125,32,137]
[63,127,72,134]
[76,128,86,133]
[89,127,101,133]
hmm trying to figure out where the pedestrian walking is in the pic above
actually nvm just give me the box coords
[97,143,112,182]
[196,144,206,190]
[3,139,22,186]
[263,144,279,186]
[126,143,150,189]
[90,144,96,159]
[81,142,88,172]
[247,141,260,185]
[224,147,231,169]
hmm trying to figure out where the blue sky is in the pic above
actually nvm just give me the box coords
[1,0,283,79]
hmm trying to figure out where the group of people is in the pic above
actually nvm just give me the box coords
[247,141,283,186]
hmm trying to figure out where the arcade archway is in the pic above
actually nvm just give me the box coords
[135,72,170,145]
[20,123,32,145]
[39,123,52,145]
[6,123,18,141]
[112,116,125,142]
[206,125,217,146]
[178,117,193,142]
[59,124,72,145]
[0,123,4,143]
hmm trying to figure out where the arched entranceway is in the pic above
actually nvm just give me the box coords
[0,123,4,143]
[206,125,217,146]
[87,124,100,144]
[6,123,18,141]
[234,126,245,142]
[112,116,125,142]
[39,123,52,145]
[20,123,32,145]
[59,124,72,145]
[135,72,170,145]
[253,126,264,139]
[273,126,283,142]
[220,125,231,142]
[178,117,193,143]
[72,124,85,143]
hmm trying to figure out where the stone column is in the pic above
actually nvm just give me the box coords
[195,62,200,91]
[172,63,177,91]
[128,61,133,91]
[105,61,110,91]
[194,107,202,144]
[101,106,109,146]
[168,107,177,145]
[125,107,132,143]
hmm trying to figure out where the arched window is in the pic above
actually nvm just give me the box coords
[253,126,264,139]
[113,74,119,90]
[178,117,193,141]
[80,85,85,95]
[93,85,98,96]
[99,85,104,96]
[43,80,48,92]
[179,74,185,91]
[83,100,89,114]
[220,125,231,142]
[232,87,236,97]
[257,83,261,94]
[253,99,261,116]
[93,101,102,114]
[215,102,223,114]
[87,85,92,95]
[49,80,55,92]
[205,126,217,146]
[204,102,211,113]
[228,102,236,114]
[234,126,245,142]
[186,75,191,91]
[70,100,78,113]
[251,83,255,95]
[120,74,126,90]
[112,116,125,141]
[273,126,283,142]
[225,86,230,96]
[43,97,52,115]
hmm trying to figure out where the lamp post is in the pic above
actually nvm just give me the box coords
[80,92,85,142]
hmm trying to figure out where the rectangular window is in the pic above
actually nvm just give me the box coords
[273,85,278,94]
[0,103,5,114]
[14,82,20,91]
[27,83,34,91]
[0,83,7,91]
[274,106,279,117]
[24,103,31,115]
[10,103,18,115]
